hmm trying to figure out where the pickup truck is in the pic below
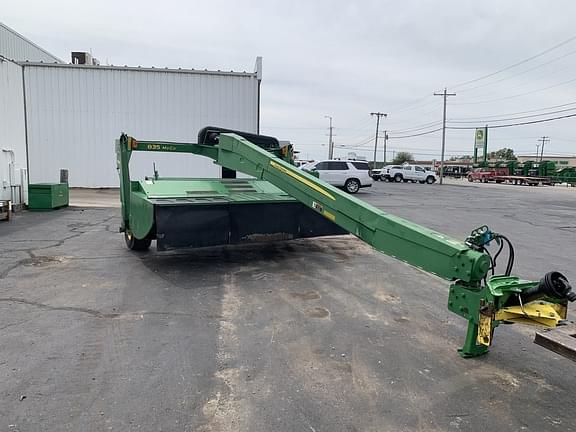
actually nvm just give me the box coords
[467,167,509,183]
[385,164,437,184]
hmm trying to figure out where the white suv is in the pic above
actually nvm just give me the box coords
[305,160,373,193]
[385,164,437,184]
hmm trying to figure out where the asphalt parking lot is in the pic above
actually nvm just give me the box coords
[1,180,575,432]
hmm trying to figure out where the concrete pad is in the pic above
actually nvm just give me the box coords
[0,181,574,431]
[69,188,120,208]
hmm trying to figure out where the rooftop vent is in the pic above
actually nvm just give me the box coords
[71,51,99,65]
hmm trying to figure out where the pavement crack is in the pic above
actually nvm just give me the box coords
[0,216,116,280]
[0,262,27,280]
[0,297,119,318]
[0,298,207,320]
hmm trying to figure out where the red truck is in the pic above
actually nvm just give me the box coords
[467,167,509,183]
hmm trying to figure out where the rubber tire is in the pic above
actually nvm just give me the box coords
[344,178,360,194]
[467,176,473,182]
[125,232,151,251]
[394,174,403,182]
[426,176,435,184]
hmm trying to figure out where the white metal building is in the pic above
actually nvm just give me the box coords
[0,18,62,204]
[0,22,262,194]
[23,63,261,187]
[0,22,62,64]
[0,57,28,204]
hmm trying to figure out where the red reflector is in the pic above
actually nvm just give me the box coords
[131,139,138,149]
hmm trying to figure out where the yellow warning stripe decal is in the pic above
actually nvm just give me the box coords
[269,160,336,201]
[323,210,336,221]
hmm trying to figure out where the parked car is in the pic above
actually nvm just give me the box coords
[304,159,373,193]
[385,164,437,184]
[371,168,383,181]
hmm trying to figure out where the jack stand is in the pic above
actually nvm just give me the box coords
[458,321,489,358]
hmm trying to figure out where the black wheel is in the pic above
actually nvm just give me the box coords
[426,176,435,184]
[467,176,473,182]
[125,232,151,251]
[403,179,409,183]
[344,178,360,194]
[394,174,403,182]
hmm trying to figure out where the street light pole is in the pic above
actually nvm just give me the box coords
[434,88,456,185]
[383,130,388,165]
[325,115,334,159]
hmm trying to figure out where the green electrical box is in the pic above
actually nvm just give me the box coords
[28,183,69,210]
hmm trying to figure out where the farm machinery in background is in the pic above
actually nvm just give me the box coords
[116,127,576,361]
[467,159,576,186]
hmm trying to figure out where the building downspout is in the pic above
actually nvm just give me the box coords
[255,56,262,134]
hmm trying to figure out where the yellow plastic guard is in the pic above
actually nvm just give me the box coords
[495,301,567,328]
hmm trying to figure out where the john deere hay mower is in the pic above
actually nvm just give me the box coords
[116,127,576,361]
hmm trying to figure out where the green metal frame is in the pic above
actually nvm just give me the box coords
[117,132,569,357]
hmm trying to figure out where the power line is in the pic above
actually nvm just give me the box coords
[387,103,444,123]
[450,34,576,90]
[262,126,324,130]
[346,134,376,147]
[449,106,576,124]
[447,112,576,129]
[454,61,576,103]
[456,49,576,95]
[453,76,576,106]
[389,97,442,116]
[383,35,576,122]
[388,128,443,139]
[450,100,576,121]
[342,116,378,135]
[388,119,444,134]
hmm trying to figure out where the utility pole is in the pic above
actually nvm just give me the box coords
[538,136,549,162]
[536,143,540,159]
[325,115,334,159]
[434,88,456,185]
[370,112,387,168]
[382,130,388,165]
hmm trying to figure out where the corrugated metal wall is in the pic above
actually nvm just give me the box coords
[0,23,62,63]
[0,58,27,203]
[23,65,259,187]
